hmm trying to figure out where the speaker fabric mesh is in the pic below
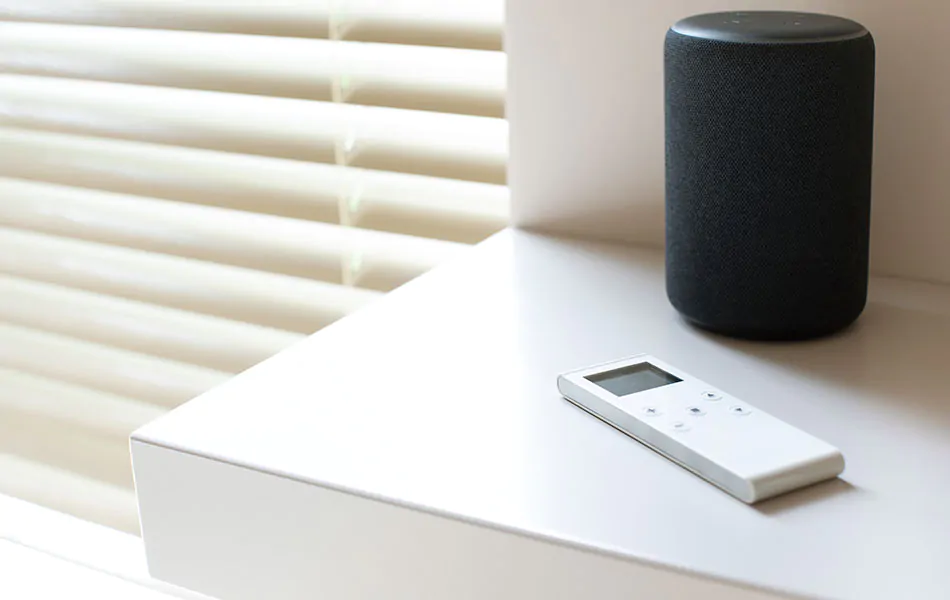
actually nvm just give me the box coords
[665,26,875,340]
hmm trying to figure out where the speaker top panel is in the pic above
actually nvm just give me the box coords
[671,11,867,44]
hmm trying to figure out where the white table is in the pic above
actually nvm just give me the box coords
[133,230,950,600]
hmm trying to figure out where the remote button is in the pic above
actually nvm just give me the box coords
[730,405,752,416]
[701,391,721,401]
[686,406,706,416]
[671,421,691,433]
[642,407,662,417]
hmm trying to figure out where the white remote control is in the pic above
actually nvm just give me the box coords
[557,354,845,504]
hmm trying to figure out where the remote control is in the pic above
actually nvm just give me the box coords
[557,354,845,504]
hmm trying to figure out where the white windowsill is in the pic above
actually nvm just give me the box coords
[0,540,175,600]
[130,228,950,600]
[0,494,208,600]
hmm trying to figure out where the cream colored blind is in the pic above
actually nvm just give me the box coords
[0,0,508,535]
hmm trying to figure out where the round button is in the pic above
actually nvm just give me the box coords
[671,421,691,433]
[701,391,722,401]
[642,407,662,417]
[686,406,706,416]
[730,405,752,416]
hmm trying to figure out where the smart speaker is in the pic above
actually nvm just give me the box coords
[665,12,875,340]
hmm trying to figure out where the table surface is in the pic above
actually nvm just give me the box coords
[138,230,950,600]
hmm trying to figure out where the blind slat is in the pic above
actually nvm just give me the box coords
[0,323,229,407]
[0,368,165,439]
[0,127,510,244]
[0,454,139,535]
[0,177,465,292]
[0,75,508,184]
[0,22,505,117]
[0,0,505,50]
[0,408,134,489]
[0,275,301,372]
[0,227,381,333]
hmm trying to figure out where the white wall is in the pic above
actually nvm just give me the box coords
[508,0,950,285]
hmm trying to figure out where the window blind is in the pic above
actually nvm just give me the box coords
[0,0,508,535]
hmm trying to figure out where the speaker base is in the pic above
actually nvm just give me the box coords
[678,313,862,342]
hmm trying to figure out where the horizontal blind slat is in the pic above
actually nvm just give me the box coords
[0,408,134,489]
[0,127,510,244]
[0,177,466,292]
[0,75,508,184]
[0,227,381,333]
[0,323,229,407]
[0,22,506,117]
[0,454,139,535]
[0,368,165,439]
[0,0,332,39]
[0,275,301,372]
[0,0,505,50]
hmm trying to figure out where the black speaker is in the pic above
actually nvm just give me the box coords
[665,12,875,340]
